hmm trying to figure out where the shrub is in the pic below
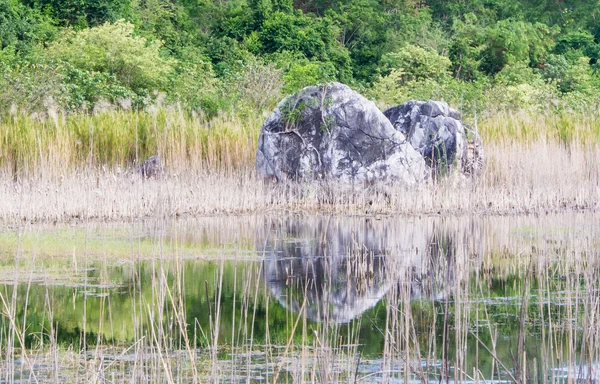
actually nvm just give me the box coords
[234,58,283,111]
[44,20,174,93]
[494,61,544,86]
[169,59,221,116]
[380,44,452,83]
[0,62,63,114]
[281,59,336,94]
[58,63,137,112]
[541,55,596,94]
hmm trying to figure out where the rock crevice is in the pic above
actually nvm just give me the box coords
[384,100,484,176]
[256,83,483,184]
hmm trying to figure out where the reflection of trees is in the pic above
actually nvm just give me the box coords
[261,217,462,324]
[3,217,467,349]
[7,211,598,383]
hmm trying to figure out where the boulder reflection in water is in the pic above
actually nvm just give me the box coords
[261,216,460,324]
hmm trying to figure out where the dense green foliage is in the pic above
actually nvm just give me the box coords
[0,0,599,117]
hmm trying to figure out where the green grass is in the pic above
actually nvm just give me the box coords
[0,219,259,263]
[480,110,600,144]
[0,109,262,178]
[2,107,600,179]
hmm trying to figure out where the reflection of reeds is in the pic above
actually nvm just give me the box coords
[1,214,600,382]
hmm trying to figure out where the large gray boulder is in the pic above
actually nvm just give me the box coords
[384,101,484,176]
[256,83,428,185]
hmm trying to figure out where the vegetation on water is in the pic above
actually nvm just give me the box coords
[0,215,599,382]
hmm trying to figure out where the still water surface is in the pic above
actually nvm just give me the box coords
[0,213,598,382]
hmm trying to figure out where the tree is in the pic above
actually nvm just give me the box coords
[0,0,57,53]
[380,44,451,84]
[248,0,272,28]
[130,0,206,59]
[479,19,557,75]
[448,13,486,81]
[44,20,174,92]
[324,0,387,83]
[554,30,598,62]
[22,0,129,27]
[259,11,328,59]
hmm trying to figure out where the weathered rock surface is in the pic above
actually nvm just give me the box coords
[137,155,163,178]
[256,83,428,185]
[383,100,484,176]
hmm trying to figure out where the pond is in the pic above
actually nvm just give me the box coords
[0,213,598,383]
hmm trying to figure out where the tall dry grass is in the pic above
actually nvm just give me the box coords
[1,106,599,176]
[0,107,598,222]
[0,138,597,222]
[481,109,600,144]
[0,109,263,179]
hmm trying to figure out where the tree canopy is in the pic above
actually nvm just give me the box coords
[0,0,599,115]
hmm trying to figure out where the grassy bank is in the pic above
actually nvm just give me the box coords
[0,109,599,222]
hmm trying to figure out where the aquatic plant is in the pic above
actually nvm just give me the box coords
[0,215,599,382]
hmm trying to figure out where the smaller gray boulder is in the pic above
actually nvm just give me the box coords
[384,101,484,176]
[137,155,163,178]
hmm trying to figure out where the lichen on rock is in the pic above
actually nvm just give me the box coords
[256,83,429,185]
[256,84,484,186]
[383,100,484,176]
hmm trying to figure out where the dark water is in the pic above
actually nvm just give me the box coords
[0,214,599,382]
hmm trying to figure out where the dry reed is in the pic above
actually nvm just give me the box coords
[0,138,597,223]
[0,107,599,383]
[0,107,598,223]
